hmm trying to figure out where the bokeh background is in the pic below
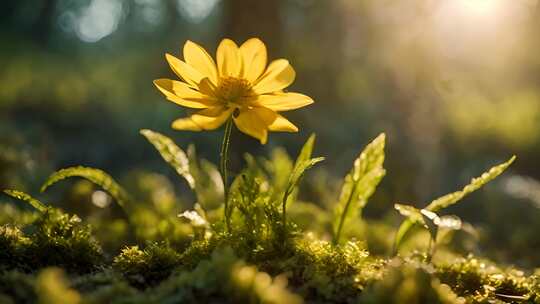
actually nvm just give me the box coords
[2,0,540,267]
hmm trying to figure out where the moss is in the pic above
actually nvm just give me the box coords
[113,242,181,288]
[148,247,302,304]
[0,225,32,271]
[1,208,104,274]
[361,261,465,304]
[24,208,104,273]
[436,256,538,303]
[0,139,536,303]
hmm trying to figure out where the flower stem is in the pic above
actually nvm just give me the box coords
[220,118,234,232]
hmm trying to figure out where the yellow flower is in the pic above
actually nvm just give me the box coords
[154,38,314,144]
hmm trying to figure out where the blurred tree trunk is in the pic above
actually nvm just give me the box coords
[33,0,57,45]
[222,0,283,52]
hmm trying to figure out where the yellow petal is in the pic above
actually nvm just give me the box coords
[171,118,203,131]
[216,39,242,78]
[255,92,313,111]
[240,38,267,82]
[183,40,218,85]
[172,107,233,131]
[252,59,295,94]
[165,53,205,87]
[197,78,217,97]
[233,107,277,144]
[191,107,233,130]
[268,114,298,132]
[154,79,215,109]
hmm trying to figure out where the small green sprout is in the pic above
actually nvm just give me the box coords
[395,203,462,261]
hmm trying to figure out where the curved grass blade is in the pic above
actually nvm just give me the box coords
[140,129,195,189]
[2,189,47,212]
[294,134,316,170]
[281,134,317,206]
[393,156,516,252]
[333,133,386,245]
[285,157,325,201]
[40,166,130,209]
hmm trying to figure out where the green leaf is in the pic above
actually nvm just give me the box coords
[140,129,195,189]
[2,189,47,212]
[394,204,462,245]
[394,203,438,241]
[426,156,516,212]
[333,133,386,245]
[40,166,130,209]
[293,134,316,171]
[393,156,516,252]
[394,203,424,225]
[286,157,325,197]
[282,135,320,206]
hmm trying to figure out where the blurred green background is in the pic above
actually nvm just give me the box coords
[2,0,540,267]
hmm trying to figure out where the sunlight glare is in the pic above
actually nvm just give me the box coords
[176,0,220,24]
[456,0,502,17]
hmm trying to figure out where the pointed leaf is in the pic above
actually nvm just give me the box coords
[333,133,386,244]
[140,129,195,189]
[287,157,324,195]
[282,134,320,206]
[426,156,516,212]
[3,189,47,212]
[394,156,515,252]
[293,134,316,172]
[40,166,130,209]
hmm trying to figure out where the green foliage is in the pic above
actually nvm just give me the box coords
[40,166,130,209]
[140,129,195,189]
[426,156,516,212]
[282,144,324,235]
[0,225,31,271]
[394,204,463,261]
[113,242,181,288]
[394,156,515,252]
[284,134,321,202]
[150,248,303,304]
[333,133,386,245]
[228,158,284,246]
[264,148,294,202]
[1,134,536,303]
[436,257,538,303]
[2,190,47,213]
[361,262,464,304]
[1,208,103,273]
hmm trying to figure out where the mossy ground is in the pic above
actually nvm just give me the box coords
[1,204,539,304]
[0,134,537,303]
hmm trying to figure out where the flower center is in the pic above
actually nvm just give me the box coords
[216,77,253,106]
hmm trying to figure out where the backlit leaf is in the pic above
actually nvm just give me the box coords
[140,129,195,189]
[40,166,130,209]
[2,189,47,212]
[394,156,515,252]
[333,133,386,245]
